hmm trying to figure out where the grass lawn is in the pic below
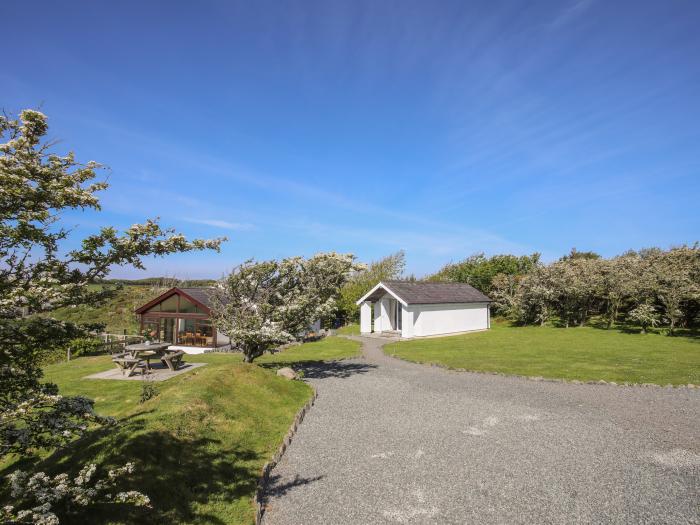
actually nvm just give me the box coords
[257,336,361,366]
[1,336,360,524]
[385,321,700,385]
[335,323,360,336]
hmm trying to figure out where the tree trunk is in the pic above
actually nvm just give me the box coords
[606,302,617,329]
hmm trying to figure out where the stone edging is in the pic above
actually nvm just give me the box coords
[254,385,319,524]
[387,353,698,389]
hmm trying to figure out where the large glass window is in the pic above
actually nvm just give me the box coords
[160,318,176,343]
[160,295,179,312]
[198,320,214,347]
[175,318,213,346]
[179,297,200,314]
[143,318,159,339]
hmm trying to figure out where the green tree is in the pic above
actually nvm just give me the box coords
[559,248,602,261]
[211,253,361,362]
[599,254,640,329]
[428,253,540,303]
[648,246,699,335]
[336,251,404,323]
[628,303,659,334]
[0,109,224,521]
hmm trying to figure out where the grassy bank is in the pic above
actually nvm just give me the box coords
[3,356,311,524]
[385,321,700,385]
[1,336,360,524]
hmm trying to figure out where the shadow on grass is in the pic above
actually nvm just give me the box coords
[498,317,700,339]
[259,360,377,380]
[2,414,262,525]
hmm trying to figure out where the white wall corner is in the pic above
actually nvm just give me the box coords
[373,299,383,333]
[401,305,414,338]
[360,301,372,333]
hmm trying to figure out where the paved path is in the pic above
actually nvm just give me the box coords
[262,336,700,524]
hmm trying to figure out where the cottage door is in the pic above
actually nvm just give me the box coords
[161,318,176,344]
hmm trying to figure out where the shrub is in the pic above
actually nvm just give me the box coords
[628,304,660,334]
[67,337,103,358]
[139,381,159,404]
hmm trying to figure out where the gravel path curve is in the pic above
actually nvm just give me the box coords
[262,336,700,524]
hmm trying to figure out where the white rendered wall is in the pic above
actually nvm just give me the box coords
[216,329,230,344]
[412,303,489,337]
[360,302,372,333]
[401,305,414,338]
[378,297,392,333]
[373,299,383,332]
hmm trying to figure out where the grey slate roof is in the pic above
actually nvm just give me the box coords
[372,280,491,305]
[178,287,215,309]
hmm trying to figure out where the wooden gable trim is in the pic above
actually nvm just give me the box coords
[134,287,212,315]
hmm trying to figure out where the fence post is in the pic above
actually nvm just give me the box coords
[67,347,72,362]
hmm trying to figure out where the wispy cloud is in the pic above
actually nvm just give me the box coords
[183,218,254,231]
[77,115,524,251]
[550,0,595,29]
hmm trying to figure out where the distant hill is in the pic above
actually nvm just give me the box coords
[46,279,214,334]
[97,277,217,287]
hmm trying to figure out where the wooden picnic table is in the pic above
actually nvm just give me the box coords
[125,342,171,355]
[118,343,186,373]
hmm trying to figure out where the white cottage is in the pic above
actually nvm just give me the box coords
[356,281,491,338]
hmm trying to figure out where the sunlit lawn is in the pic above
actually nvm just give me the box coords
[335,323,360,336]
[257,336,361,366]
[1,336,360,524]
[385,321,700,385]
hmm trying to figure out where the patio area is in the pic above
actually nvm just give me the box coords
[85,361,207,381]
[87,341,209,381]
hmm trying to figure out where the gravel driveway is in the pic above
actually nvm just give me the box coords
[262,336,700,524]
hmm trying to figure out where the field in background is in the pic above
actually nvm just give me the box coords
[385,321,700,385]
[46,284,161,334]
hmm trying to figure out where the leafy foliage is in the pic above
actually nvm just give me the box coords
[138,380,159,404]
[211,253,362,362]
[491,245,700,332]
[336,251,405,322]
[628,304,660,334]
[0,108,224,522]
[428,252,540,306]
[66,337,103,358]
[3,462,150,524]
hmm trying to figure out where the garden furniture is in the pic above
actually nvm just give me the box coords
[112,356,149,377]
[160,349,186,371]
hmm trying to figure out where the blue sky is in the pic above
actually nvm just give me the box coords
[3,0,699,278]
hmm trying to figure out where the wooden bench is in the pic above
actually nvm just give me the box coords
[112,356,149,377]
[160,350,186,371]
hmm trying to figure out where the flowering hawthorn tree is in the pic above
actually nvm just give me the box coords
[0,109,225,521]
[211,253,362,362]
[3,462,150,525]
